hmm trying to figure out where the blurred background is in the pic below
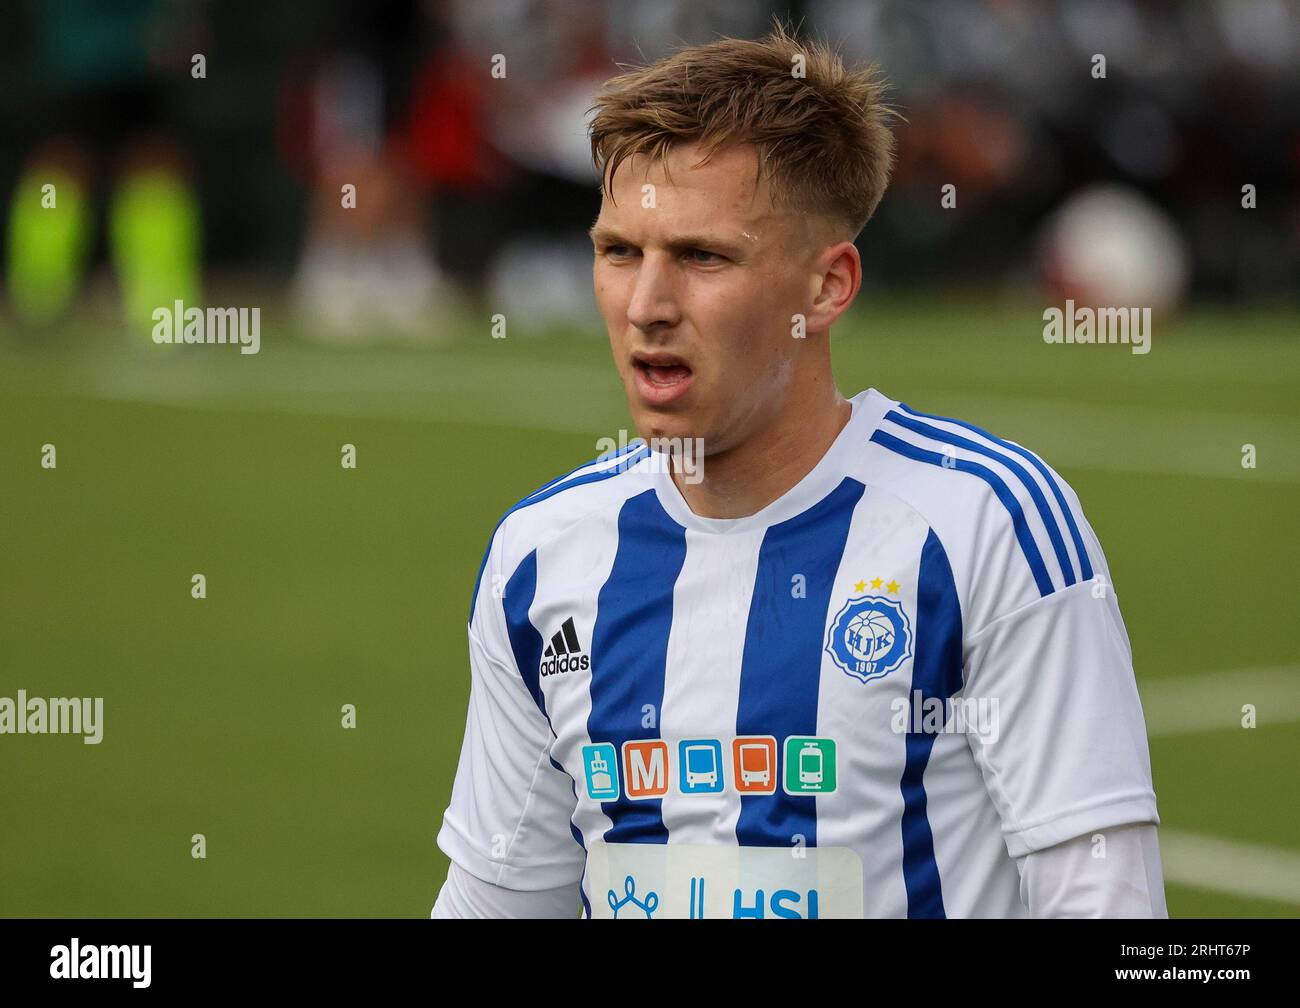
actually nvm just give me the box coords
[0,0,1296,918]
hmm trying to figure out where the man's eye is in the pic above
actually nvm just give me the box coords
[687,248,723,264]
[605,245,636,258]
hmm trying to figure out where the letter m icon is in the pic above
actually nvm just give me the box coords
[622,741,669,798]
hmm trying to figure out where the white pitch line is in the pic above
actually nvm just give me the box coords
[1159,829,1300,906]
[1139,666,1300,736]
[1142,667,1300,906]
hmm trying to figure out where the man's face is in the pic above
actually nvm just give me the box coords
[591,141,830,454]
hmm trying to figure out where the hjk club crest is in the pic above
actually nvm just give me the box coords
[824,590,913,685]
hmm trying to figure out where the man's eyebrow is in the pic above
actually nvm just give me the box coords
[588,223,624,243]
[588,224,748,253]
[665,233,748,253]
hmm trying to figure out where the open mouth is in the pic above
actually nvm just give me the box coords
[633,352,692,384]
[631,351,694,405]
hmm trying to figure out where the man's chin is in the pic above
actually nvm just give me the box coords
[629,409,700,447]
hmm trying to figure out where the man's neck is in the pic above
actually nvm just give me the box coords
[671,385,853,520]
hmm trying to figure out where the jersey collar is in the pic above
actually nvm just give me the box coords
[648,388,890,534]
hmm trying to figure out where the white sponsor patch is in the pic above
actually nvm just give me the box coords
[587,842,863,919]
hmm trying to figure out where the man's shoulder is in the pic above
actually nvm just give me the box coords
[499,439,656,538]
[857,394,1098,612]
[470,441,655,607]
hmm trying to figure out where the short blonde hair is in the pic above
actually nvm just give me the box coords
[589,21,898,238]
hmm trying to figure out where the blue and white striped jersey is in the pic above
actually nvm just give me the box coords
[437,387,1159,918]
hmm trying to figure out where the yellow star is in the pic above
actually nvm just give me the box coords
[853,580,866,593]
[886,580,900,594]
[870,577,883,590]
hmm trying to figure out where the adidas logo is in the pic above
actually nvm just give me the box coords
[540,617,590,677]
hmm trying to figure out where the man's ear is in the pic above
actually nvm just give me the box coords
[806,239,862,333]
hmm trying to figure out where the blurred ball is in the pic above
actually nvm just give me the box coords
[1037,183,1190,315]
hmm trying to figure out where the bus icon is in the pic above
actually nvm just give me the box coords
[678,739,724,793]
[739,744,770,785]
[685,746,717,786]
[733,737,777,794]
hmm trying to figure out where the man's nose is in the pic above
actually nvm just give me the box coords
[625,252,681,332]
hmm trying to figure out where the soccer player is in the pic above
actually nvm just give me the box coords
[432,25,1166,919]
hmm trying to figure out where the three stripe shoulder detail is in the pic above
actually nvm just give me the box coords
[469,441,652,623]
[870,404,1092,597]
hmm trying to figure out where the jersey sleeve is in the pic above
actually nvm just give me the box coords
[431,861,582,919]
[436,528,586,890]
[1015,822,1168,918]
[961,502,1160,859]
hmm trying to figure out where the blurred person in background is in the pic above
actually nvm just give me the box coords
[404,0,621,333]
[280,0,452,343]
[5,0,204,335]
